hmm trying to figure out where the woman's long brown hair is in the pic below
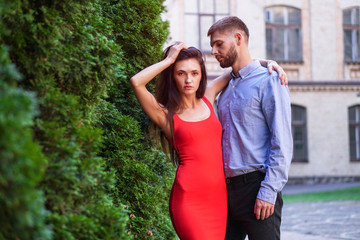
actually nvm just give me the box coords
[153,46,207,167]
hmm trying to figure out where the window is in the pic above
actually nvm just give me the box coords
[265,6,302,62]
[349,105,360,161]
[343,7,360,62]
[184,0,229,52]
[291,104,308,162]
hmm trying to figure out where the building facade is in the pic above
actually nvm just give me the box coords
[163,0,360,183]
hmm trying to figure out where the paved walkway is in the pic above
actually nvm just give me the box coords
[280,182,360,240]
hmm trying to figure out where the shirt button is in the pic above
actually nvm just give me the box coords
[232,85,235,88]
[227,104,229,107]
[227,124,229,127]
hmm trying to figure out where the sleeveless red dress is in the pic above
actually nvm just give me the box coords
[169,97,227,240]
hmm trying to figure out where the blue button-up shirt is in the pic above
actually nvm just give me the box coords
[218,60,293,204]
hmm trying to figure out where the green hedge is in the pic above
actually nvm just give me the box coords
[0,45,51,240]
[0,0,176,239]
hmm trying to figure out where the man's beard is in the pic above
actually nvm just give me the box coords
[220,44,237,68]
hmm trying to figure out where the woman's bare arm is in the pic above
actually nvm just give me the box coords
[130,42,186,137]
[204,69,232,104]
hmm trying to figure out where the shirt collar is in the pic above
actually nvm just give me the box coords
[231,60,261,80]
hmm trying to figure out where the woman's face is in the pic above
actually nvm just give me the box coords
[173,58,202,96]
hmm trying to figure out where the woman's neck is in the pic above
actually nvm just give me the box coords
[178,95,200,110]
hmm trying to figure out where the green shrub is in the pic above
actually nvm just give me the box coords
[0,0,174,238]
[95,101,176,239]
[103,0,169,129]
[0,45,51,239]
[1,0,130,239]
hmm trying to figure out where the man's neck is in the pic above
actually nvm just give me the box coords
[232,50,252,74]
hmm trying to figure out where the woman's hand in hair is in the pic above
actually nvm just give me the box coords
[166,42,187,64]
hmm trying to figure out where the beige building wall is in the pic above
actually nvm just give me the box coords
[290,88,360,177]
[163,0,360,181]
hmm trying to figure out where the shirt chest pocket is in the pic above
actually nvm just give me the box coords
[230,98,257,126]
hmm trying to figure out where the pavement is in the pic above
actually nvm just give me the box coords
[279,182,360,240]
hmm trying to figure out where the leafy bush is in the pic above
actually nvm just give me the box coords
[0,0,175,239]
[0,45,51,239]
[95,101,176,239]
[0,0,129,239]
[103,0,170,128]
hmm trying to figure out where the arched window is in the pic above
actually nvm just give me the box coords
[265,6,302,62]
[343,7,360,62]
[291,104,308,162]
[349,105,360,161]
[184,0,230,52]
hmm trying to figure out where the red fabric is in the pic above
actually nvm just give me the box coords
[170,97,227,240]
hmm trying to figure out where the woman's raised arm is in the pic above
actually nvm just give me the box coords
[130,42,186,136]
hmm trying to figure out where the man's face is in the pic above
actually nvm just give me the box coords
[210,30,238,68]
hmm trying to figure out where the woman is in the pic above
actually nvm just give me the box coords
[130,42,285,239]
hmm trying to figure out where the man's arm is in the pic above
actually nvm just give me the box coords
[254,73,293,220]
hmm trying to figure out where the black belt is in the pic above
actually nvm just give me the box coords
[226,171,265,184]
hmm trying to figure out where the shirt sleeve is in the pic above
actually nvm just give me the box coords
[257,73,293,204]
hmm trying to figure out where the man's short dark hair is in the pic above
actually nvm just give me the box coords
[207,16,249,42]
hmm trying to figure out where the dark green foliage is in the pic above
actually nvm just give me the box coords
[103,0,170,128]
[0,0,174,239]
[95,101,176,239]
[0,46,51,239]
[92,1,176,238]
[1,0,129,239]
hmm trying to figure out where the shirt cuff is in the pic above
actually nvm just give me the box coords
[257,186,277,204]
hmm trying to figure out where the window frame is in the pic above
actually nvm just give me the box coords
[265,6,303,63]
[343,7,360,63]
[184,0,230,53]
[349,105,360,162]
[291,104,308,163]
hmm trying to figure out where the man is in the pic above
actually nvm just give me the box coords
[208,16,293,240]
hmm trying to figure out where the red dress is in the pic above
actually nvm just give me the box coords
[169,97,227,240]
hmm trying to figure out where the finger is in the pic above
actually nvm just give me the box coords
[270,206,274,216]
[265,205,275,219]
[254,204,261,220]
[263,208,271,220]
[268,63,273,74]
[261,207,267,220]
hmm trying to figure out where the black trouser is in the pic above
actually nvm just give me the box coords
[225,171,283,240]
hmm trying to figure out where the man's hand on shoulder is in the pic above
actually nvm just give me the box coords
[254,198,275,220]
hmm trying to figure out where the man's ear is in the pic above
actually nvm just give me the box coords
[234,32,243,46]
